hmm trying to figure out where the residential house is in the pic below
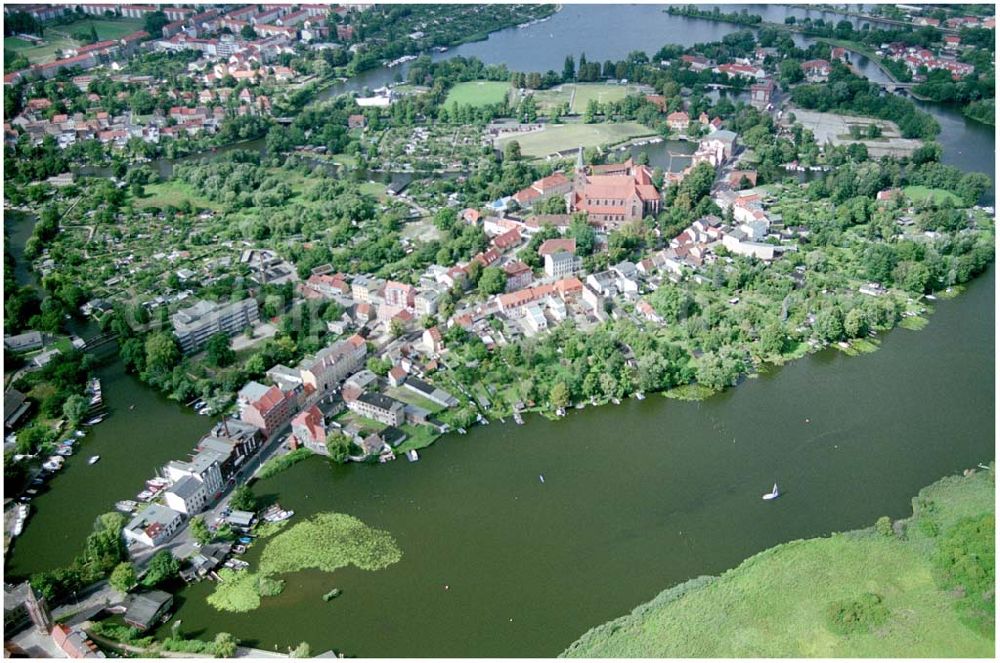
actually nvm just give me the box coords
[299,334,367,394]
[347,392,405,426]
[290,405,328,455]
[124,591,173,631]
[123,504,184,548]
[240,385,297,436]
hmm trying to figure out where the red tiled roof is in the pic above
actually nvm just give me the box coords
[538,238,576,256]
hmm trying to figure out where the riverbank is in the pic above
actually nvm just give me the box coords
[563,465,995,658]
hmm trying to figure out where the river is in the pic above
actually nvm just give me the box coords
[156,261,994,658]
[3,4,995,656]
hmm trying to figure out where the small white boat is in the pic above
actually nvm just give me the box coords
[74,430,86,437]
[539,474,545,484]
[762,483,780,501]
[56,447,73,456]
[406,449,419,462]
[88,455,100,465]
[85,416,104,426]
[115,499,138,512]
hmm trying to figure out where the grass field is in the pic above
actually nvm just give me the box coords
[5,18,143,64]
[564,469,995,658]
[50,17,145,40]
[497,121,656,158]
[444,81,511,108]
[4,34,78,64]
[530,83,639,114]
[137,181,223,212]
[903,185,963,206]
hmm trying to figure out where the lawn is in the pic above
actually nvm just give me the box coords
[137,181,223,212]
[385,385,444,413]
[497,121,657,158]
[569,83,634,114]
[394,424,441,453]
[358,181,388,197]
[564,469,995,658]
[444,81,511,107]
[903,185,963,206]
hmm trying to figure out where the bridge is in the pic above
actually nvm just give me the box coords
[82,332,118,351]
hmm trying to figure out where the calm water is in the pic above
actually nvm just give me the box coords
[4,4,995,656]
[4,354,209,577]
[159,264,994,657]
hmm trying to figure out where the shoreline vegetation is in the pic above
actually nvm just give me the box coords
[563,464,995,658]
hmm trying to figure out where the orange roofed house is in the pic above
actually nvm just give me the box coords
[570,158,661,230]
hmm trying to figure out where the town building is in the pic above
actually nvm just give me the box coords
[51,624,105,659]
[240,384,297,436]
[163,475,211,515]
[298,334,367,394]
[290,405,328,455]
[171,297,259,353]
[347,392,405,426]
[123,504,185,548]
[512,171,572,209]
[164,450,224,499]
[569,158,661,229]
[124,590,174,631]
[750,79,776,109]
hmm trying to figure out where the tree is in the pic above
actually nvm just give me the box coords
[389,319,405,338]
[503,140,521,162]
[205,332,236,368]
[366,357,392,376]
[214,632,238,658]
[62,394,89,426]
[142,550,180,588]
[190,516,212,545]
[326,432,354,463]
[843,308,868,339]
[478,267,506,296]
[229,484,257,512]
[109,562,137,593]
[240,24,257,40]
[144,332,180,376]
[562,54,576,82]
[143,10,168,37]
[290,642,311,658]
[813,307,845,343]
[549,382,569,409]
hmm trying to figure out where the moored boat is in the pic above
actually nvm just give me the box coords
[88,455,100,465]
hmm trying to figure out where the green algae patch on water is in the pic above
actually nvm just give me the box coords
[663,384,716,401]
[900,315,930,331]
[206,513,402,613]
[259,512,402,576]
[206,569,275,613]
